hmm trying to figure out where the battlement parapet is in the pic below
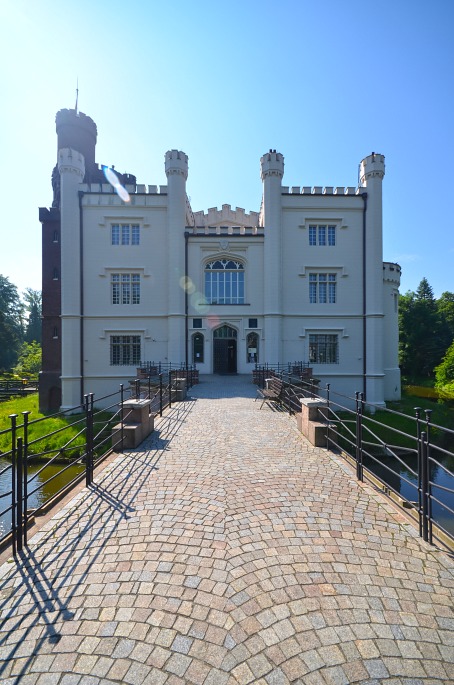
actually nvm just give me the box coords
[56,109,97,138]
[165,149,188,179]
[193,204,260,227]
[360,152,385,185]
[187,225,264,236]
[58,147,85,178]
[79,183,168,194]
[282,186,361,196]
[383,262,401,285]
[261,149,284,180]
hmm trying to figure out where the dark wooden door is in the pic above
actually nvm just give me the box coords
[227,340,237,373]
[214,339,229,374]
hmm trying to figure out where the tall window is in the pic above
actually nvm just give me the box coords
[247,332,259,363]
[111,274,140,304]
[309,334,338,364]
[309,273,336,304]
[309,225,336,246]
[205,260,244,304]
[111,224,140,245]
[110,335,141,366]
[193,333,204,363]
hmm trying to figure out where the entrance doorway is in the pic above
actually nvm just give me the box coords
[213,325,237,374]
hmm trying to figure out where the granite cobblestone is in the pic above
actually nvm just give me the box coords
[0,375,453,684]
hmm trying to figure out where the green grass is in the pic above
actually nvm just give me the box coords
[0,394,115,461]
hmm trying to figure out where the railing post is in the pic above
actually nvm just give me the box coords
[85,394,94,487]
[326,384,331,450]
[135,378,140,399]
[120,384,124,452]
[355,392,364,482]
[10,414,17,556]
[148,374,151,400]
[22,411,30,547]
[424,410,433,544]
[169,370,172,409]
[159,373,163,417]
[421,430,429,542]
[16,438,24,553]
[415,407,423,537]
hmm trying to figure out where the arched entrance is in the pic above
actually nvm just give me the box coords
[213,325,237,374]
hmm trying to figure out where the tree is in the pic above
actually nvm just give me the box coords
[0,275,23,371]
[435,340,454,399]
[23,288,42,343]
[13,341,42,377]
[437,291,454,343]
[399,278,447,379]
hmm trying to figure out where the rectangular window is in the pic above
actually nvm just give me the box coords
[111,273,140,304]
[309,334,339,364]
[248,318,258,328]
[131,224,140,245]
[309,224,336,246]
[193,318,202,328]
[309,273,336,303]
[111,224,140,245]
[110,335,141,366]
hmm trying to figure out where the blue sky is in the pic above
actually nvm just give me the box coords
[1,0,453,297]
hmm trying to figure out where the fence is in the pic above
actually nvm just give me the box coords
[254,367,454,551]
[0,370,194,556]
[0,378,39,401]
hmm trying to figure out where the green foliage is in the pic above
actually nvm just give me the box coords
[23,289,42,344]
[399,278,452,380]
[13,341,42,377]
[0,275,23,371]
[435,340,454,390]
[0,394,115,460]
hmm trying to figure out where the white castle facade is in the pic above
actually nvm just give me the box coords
[39,109,401,411]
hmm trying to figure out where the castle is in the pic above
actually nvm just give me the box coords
[39,108,401,411]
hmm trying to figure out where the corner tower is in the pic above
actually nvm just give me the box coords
[359,153,385,406]
[261,150,284,363]
[165,150,188,363]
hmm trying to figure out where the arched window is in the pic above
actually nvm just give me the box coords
[193,333,204,363]
[246,332,259,363]
[213,325,237,339]
[205,260,244,304]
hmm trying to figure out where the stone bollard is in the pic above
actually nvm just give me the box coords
[172,378,187,402]
[297,398,331,447]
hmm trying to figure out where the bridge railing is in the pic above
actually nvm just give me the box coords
[254,368,454,552]
[0,369,196,556]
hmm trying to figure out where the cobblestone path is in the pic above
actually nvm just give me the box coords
[0,375,453,684]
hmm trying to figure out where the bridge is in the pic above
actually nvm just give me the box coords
[0,375,453,684]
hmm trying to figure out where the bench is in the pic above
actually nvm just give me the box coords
[256,377,285,409]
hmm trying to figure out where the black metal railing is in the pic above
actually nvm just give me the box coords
[0,369,196,556]
[253,367,454,551]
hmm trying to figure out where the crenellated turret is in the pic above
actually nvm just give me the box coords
[58,147,85,409]
[165,150,189,363]
[261,150,284,363]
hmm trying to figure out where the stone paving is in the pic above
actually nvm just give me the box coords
[0,375,453,685]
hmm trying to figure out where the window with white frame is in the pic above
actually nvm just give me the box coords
[309,273,336,303]
[111,224,140,246]
[309,225,336,246]
[111,273,140,304]
[309,334,339,364]
[205,260,245,304]
[110,335,141,366]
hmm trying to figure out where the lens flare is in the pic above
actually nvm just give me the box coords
[179,276,196,294]
[190,292,210,314]
[103,166,130,203]
[207,315,220,330]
